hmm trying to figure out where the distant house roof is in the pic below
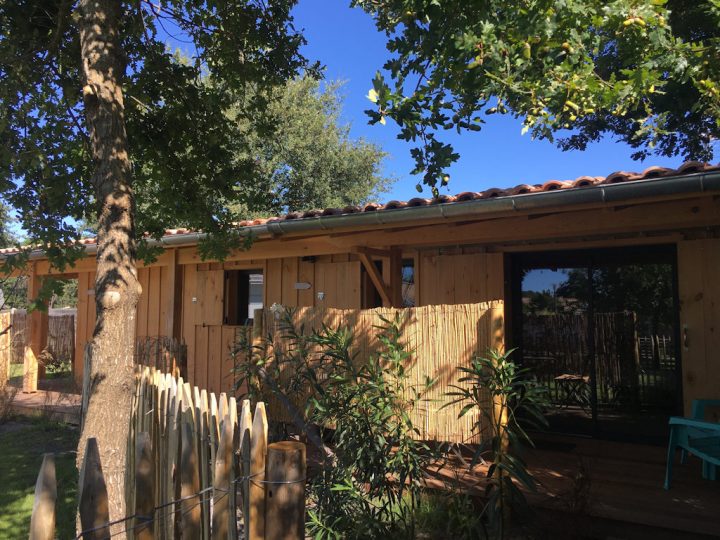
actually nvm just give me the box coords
[2,160,719,256]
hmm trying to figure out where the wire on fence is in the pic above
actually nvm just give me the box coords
[72,468,306,539]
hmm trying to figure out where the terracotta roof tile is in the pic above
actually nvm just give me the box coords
[1,160,717,257]
[455,191,482,201]
[407,197,431,207]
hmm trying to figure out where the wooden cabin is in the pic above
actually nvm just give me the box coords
[7,161,720,434]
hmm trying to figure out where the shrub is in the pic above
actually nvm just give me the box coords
[234,309,437,539]
[0,384,17,424]
[445,348,548,539]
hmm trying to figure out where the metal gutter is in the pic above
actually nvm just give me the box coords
[8,170,720,259]
[161,169,720,244]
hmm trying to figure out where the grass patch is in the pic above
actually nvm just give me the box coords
[0,418,79,539]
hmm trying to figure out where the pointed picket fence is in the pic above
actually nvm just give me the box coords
[126,366,285,540]
[30,367,306,539]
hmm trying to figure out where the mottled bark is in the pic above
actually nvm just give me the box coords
[76,0,140,533]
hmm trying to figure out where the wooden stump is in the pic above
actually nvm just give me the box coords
[23,346,38,393]
[264,441,306,540]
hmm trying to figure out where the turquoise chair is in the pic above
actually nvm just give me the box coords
[664,399,720,490]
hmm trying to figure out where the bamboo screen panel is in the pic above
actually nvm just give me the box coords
[257,301,504,444]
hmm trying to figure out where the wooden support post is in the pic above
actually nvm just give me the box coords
[252,308,264,344]
[26,264,48,379]
[29,453,56,540]
[23,345,38,393]
[134,432,154,540]
[79,438,110,540]
[357,252,391,307]
[0,312,10,387]
[264,442,306,540]
[389,246,403,308]
[249,402,268,540]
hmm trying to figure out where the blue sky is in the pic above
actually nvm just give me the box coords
[292,1,684,202]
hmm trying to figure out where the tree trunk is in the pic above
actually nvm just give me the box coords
[76,0,140,534]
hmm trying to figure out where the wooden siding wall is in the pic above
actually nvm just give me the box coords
[180,255,363,395]
[264,255,362,309]
[677,238,720,415]
[182,261,263,395]
[418,249,504,306]
[73,263,177,383]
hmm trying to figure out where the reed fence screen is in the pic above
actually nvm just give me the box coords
[249,301,505,445]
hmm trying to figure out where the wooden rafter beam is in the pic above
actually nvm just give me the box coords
[357,252,391,307]
[351,246,392,258]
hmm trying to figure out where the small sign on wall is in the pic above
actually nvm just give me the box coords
[294,282,311,290]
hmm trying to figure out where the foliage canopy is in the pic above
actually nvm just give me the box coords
[355,0,720,193]
[0,0,313,266]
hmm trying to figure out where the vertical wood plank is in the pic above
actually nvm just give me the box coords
[239,399,252,534]
[148,266,162,337]
[211,418,234,540]
[678,240,707,414]
[136,267,150,338]
[221,326,237,393]
[75,272,90,383]
[195,325,209,391]
[265,259,283,306]
[249,402,268,540]
[389,247,403,308]
[134,432,154,540]
[208,326,223,394]
[79,438,110,540]
[281,258,299,307]
[182,265,198,385]
[197,269,224,326]
[297,259,314,307]
[180,401,202,539]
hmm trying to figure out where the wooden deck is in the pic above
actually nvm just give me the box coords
[429,434,720,538]
[9,388,81,424]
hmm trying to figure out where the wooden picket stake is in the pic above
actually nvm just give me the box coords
[249,402,268,540]
[209,392,219,472]
[180,399,201,538]
[227,396,239,539]
[211,417,234,540]
[29,453,56,540]
[134,432,154,540]
[79,438,110,540]
[195,386,211,540]
[239,399,252,534]
[166,378,180,539]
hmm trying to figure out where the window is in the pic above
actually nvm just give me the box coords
[224,270,263,325]
[402,258,415,307]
